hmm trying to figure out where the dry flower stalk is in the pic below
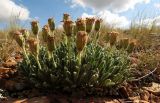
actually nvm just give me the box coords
[42,25,50,42]
[62,13,71,21]
[128,39,137,52]
[63,20,73,37]
[47,35,55,52]
[27,38,39,55]
[76,18,86,32]
[48,18,55,32]
[86,17,95,33]
[20,29,29,40]
[76,31,88,52]
[95,19,102,32]
[109,31,119,46]
[31,20,39,36]
[13,30,24,47]
[119,38,129,49]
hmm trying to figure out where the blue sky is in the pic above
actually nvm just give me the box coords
[0,0,160,29]
[14,0,87,27]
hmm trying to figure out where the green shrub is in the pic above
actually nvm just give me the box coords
[16,14,131,95]
[19,42,130,89]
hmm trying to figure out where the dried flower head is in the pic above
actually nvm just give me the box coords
[95,19,102,32]
[31,20,39,35]
[13,30,24,47]
[86,17,95,33]
[63,20,73,37]
[48,18,55,32]
[76,31,88,52]
[20,29,29,40]
[119,38,129,49]
[109,31,119,46]
[128,39,137,53]
[27,38,39,55]
[42,25,50,42]
[62,13,71,21]
[47,35,55,52]
[76,18,86,32]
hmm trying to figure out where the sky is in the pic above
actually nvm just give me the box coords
[0,0,160,29]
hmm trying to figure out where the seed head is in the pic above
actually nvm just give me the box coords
[86,17,95,33]
[12,30,24,47]
[47,35,55,52]
[48,18,55,32]
[95,19,102,32]
[27,38,39,55]
[105,32,110,43]
[63,20,73,37]
[75,18,86,32]
[128,39,137,53]
[76,31,88,52]
[109,31,119,46]
[62,13,71,21]
[119,38,129,49]
[31,20,39,35]
[42,25,50,42]
[20,29,29,40]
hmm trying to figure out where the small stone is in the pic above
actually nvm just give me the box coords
[0,67,11,73]
[143,82,160,96]
[2,57,17,68]
[133,100,149,103]
[0,67,16,79]
[150,93,160,103]
[140,90,150,101]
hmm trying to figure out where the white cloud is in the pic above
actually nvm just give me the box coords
[140,16,160,26]
[154,3,160,9]
[81,13,95,18]
[129,15,160,28]
[81,11,130,28]
[98,11,130,28]
[70,0,150,13]
[0,0,30,22]
[70,0,85,8]
[68,0,152,28]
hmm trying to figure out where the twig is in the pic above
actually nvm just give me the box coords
[131,67,157,82]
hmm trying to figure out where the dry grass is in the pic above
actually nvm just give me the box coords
[0,16,22,62]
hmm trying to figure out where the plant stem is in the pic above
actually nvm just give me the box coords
[22,41,29,64]
[36,34,39,40]
[52,53,57,68]
[93,31,99,45]
[36,55,42,70]
[64,35,68,45]
[48,51,57,68]
[96,31,99,44]
[77,52,82,65]
[48,51,51,59]
[67,37,72,60]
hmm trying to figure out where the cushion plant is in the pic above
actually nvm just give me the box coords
[14,14,132,95]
